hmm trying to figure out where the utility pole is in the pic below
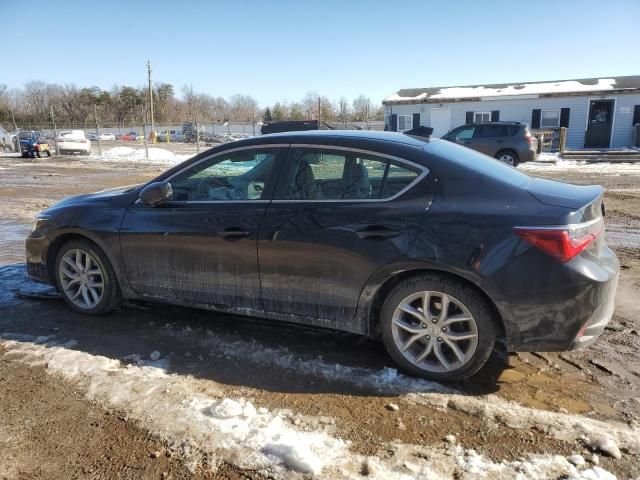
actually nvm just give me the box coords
[317,96,321,130]
[94,105,102,156]
[147,60,155,142]
[141,104,149,160]
[11,108,17,132]
[50,106,58,156]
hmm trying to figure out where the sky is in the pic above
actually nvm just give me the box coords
[1,0,639,106]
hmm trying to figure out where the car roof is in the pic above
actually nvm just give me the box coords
[239,130,432,148]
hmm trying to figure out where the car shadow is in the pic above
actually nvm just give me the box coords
[0,263,507,397]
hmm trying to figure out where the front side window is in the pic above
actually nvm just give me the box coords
[473,112,491,123]
[540,109,560,128]
[284,148,420,201]
[397,114,413,132]
[453,126,475,140]
[170,148,281,201]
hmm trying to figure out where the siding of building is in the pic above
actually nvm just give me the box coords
[385,93,640,149]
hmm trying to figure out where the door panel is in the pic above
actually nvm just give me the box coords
[585,100,614,148]
[258,202,423,321]
[120,203,267,308]
[257,146,432,324]
[118,146,287,309]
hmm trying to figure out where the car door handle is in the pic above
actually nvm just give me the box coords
[356,226,401,240]
[219,227,251,239]
[496,140,503,143]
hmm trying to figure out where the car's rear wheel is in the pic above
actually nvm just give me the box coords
[380,274,497,381]
[495,150,519,167]
[54,239,122,315]
[46,150,51,157]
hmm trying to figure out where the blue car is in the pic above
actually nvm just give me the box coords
[18,131,51,158]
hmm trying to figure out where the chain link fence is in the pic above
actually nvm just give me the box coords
[1,118,385,158]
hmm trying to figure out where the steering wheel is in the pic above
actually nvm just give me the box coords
[192,177,227,199]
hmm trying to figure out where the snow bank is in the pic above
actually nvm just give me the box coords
[0,333,627,478]
[522,159,640,175]
[91,146,192,165]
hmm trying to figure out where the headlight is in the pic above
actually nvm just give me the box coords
[32,216,50,232]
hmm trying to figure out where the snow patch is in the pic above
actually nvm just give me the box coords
[385,78,617,102]
[91,146,192,165]
[522,159,640,175]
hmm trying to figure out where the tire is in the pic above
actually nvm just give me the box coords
[46,150,51,157]
[495,150,519,167]
[36,151,41,158]
[380,274,497,382]
[54,239,122,315]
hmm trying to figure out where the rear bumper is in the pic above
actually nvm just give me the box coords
[494,244,619,352]
[519,148,537,163]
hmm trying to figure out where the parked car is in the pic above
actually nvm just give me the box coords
[120,132,139,141]
[182,122,207,143]
[0,125,15,152]
[26,131,618,381]
[57,130,91,155]
[18,130,51,158]
[86,133,99,141]
[441,122,537,166]
[99,133,116,141]
[157,129,185,142]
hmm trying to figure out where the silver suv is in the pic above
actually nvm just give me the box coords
[442,122,537,166]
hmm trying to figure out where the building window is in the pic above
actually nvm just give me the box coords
[473,112,491,123]
[540,109,560,128]
[397,114,413,132]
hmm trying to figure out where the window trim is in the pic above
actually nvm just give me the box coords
[397,114,413,132]
[151,144,290,204]
[272,144,428,204]
[473,112,491,123]
[540,109,561,128]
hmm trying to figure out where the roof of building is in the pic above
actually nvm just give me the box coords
[383,75,640,105]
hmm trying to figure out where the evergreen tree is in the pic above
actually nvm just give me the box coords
[263,106,273,122]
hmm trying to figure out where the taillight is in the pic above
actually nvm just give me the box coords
[514,219,603,263]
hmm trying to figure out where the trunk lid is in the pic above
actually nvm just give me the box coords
[526,177,604,216]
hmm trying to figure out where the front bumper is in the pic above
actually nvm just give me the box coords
[26,235,51,284]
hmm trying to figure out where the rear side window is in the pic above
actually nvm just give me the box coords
[476,125,504,138]
[427,140,530,187]
[284,148,421,201]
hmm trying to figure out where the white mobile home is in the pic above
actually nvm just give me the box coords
[383,76,640,150]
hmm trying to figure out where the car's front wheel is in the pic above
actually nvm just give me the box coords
[380,274,497,382]
[54,239,122,315]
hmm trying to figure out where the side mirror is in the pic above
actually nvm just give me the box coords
[139,181,173,206]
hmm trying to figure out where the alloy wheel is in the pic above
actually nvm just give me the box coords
[498,154,515,165]
[58,249,105,309]
[391,291,479,373]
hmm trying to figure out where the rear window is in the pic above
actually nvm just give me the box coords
[426,139,530,187]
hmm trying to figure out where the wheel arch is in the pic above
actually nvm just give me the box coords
[363,267,507,342]
[46,230,127,295]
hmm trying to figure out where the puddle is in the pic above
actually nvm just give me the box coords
[0,220,29,265]
[606,223,640,249]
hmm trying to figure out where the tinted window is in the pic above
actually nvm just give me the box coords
[170,148,281,201]
[428,140,530,187]
[476,125,505,138]
[284,148,420,201]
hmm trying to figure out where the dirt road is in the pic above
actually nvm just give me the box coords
[0,150,638,479]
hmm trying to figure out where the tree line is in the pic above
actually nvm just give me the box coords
[0,81,383,128]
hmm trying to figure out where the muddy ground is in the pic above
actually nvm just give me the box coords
[0,150,639,479]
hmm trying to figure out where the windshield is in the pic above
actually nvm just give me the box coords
[18,132,32,139]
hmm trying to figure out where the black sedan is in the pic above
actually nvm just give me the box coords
[26,131,619,381]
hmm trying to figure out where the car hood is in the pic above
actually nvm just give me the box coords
[525,177,603,209]
[49,184,143,208]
